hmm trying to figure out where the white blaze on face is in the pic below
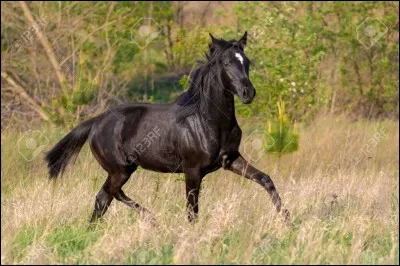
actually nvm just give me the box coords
[235,53,244,65]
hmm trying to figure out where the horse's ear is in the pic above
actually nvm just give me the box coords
[209,33,217,43]
[238,31,247,50]
[209,33,225,48]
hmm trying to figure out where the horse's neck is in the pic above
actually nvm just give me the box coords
[200,83,236,127]
[194,64,237,129]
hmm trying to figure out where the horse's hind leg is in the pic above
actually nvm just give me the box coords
[109,171,153,221]
[90,176,113,223]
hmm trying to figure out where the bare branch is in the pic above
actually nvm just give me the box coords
[1,71,50,121]
[19,1,66,87]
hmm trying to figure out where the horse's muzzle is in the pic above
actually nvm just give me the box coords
[239,84,256,104]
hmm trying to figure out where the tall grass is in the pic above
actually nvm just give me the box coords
[1,115,399,264]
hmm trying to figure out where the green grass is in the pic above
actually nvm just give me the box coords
[45,225,102,263]
[11,225,45,261]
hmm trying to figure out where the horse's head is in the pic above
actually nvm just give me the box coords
[209,32,256,104]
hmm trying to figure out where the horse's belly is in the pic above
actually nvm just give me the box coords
[134,147,183,173]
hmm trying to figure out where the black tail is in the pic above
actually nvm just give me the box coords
[45,117,98,179]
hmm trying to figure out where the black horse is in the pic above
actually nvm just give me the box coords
[46,32,290,223]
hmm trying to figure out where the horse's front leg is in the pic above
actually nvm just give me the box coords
[227,154,291,223]
[184,168,204,223]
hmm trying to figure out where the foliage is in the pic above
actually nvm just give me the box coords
[232,1,398,120]
[232,2,326,121]
[1,1,398,127]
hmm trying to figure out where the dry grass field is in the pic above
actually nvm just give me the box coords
[1,115,399,264]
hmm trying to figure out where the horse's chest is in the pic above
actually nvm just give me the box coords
[203,125,242,165]
[179,122,241,167]
[199,124,241,155]
[220,125,242,152]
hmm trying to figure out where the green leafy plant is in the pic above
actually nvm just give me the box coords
[265,97,299,157]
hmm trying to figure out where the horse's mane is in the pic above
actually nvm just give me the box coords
[176,38,241,122]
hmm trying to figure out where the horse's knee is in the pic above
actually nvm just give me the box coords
[263,176,276,191]
[253,172,276,191]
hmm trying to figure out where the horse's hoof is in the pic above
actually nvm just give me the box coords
[140,212,159,227]
[87,221,101,230]
[282,208,293,227]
